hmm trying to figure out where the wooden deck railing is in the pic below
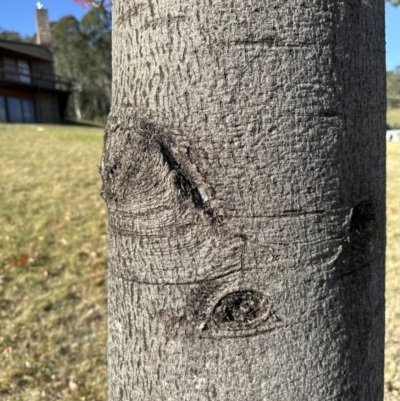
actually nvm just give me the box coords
[0,68,73,92]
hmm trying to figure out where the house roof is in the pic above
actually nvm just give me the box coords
[0,39,52,61]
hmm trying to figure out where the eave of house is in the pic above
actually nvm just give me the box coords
[0,39,52,62]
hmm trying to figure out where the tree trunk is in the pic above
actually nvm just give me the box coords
[100,1,385,400]
[73,89,82,120]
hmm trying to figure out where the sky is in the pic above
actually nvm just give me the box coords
[0,1,399,71]
[0,0,87,35]
[386,2,400,71]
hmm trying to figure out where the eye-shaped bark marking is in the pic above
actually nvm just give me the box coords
[211,290,268,331]
[348,199,375,248]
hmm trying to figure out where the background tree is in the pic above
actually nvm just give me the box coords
[386,0,400,127]
[0,28,34,42]
[387,68,400,110]
[99,1,386,400]
[2,7,111,123]
[52,7,111,122]
[73,0,112,9]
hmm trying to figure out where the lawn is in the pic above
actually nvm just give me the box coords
[0,125,107,400]
[385,142,400,400]
[0,124,399,400]
[387,108,400,129]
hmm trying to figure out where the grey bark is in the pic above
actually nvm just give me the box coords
[100,1,386,400]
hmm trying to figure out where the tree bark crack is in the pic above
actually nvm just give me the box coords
[158,142,222,226]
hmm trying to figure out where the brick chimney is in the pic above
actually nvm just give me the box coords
[36,5,52,50]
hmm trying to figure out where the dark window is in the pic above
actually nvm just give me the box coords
[7,97,23,122]
[0,57,31,83]
[3,57,18,81]
[3,97,36,123]
[22,99,35,122]
[18,60,31,84]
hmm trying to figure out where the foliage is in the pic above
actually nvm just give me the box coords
[0,124,107,401]
[385,0,400,113]
[387,108,400,130]
[74,0,91,6]
[51,8,111,122]
[387,69,400,111]
[73,0,112,8]
[0,28,34,43]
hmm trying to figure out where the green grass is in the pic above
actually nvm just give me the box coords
[0,125,399,400]
[387,108,400,129]
[0,125,107,401]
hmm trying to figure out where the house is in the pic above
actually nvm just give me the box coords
[0,6,71,123]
